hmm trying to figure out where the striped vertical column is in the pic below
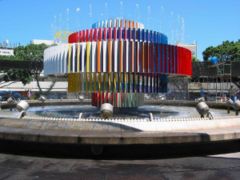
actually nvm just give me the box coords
[77,43,81,72]
[124,40,129,92]
[67,44,72,73]
[119,40,123,91]
[86,42,91,72]
[81,42,86,72]
[102,41,107,72]
[91,42,96,72]
[102,40,107,91]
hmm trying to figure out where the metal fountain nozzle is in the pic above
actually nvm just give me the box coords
[78,95,84,101]
[7,97,15,104]
[16,100,29,118]
[100,103,113,119]
[226,98,240,115]
[196,98,213,119]
[39,95,46,103]
[16,100,29,112]
[234,100,240,110]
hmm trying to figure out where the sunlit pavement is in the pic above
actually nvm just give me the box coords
[0,150,240,180]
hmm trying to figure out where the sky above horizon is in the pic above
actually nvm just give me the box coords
[0,0,239,60]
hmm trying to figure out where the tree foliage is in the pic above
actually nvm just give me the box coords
[0,55,17,61]
[0,43,48,61]
[14,43,48,60]
[3,69,32,85]
[192,56,200,62]
[203,40,240,62]
[1,44,48,85]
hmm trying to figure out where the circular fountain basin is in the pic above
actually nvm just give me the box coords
[1,101,240,146]
[27,104,228,119]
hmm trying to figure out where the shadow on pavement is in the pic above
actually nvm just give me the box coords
[0,140,239,160]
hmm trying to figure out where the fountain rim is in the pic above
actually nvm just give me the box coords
[1,99,240,146]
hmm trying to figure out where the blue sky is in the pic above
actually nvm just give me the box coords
[0,0,239,59]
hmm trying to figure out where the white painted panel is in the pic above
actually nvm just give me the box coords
[102,41,107,72]
[114,40,118,72]
[91,41,96,72]
[81,42,86,72]
[125,40,129,72]
[72,44,76,72]
[64,45,68,73]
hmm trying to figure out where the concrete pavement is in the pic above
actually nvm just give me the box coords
[0,150,240,180]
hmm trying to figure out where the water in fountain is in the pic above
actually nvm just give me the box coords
[135,3,141,22]
[66,8,70,32]
[75,7,81,31]
[159,5,165,32]
[50,15,57,42]
[146,5,151,28]
[180,16,185,43]
[104,2,108,19]
[119,1,124,19]
[88,3,93,18]
[28,105,228,120]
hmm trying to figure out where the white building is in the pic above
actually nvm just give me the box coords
[0,48,14,56]
[0,81,67,92]
[31,39,55,46]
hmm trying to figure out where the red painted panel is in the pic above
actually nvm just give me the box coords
[164,45,167,74]
[82,30,86,42]
[155,44,158,73]
[159,44,163,73]
[113,27,117,40]
[168,45,171,73]
[103,28,107,40]
[98,28,102,41]
[93,29,97,41]
[89,29,93,41]
[86,29,89,42]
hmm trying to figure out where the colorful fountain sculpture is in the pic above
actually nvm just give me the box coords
[44,19,192,108]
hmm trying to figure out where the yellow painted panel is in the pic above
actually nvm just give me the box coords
[68,73,81,93]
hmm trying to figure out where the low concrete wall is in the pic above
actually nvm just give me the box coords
[0,117,240,145]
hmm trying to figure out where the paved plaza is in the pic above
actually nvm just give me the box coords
[0,151,240,180]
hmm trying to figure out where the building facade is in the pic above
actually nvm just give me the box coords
[0,48,14,56]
